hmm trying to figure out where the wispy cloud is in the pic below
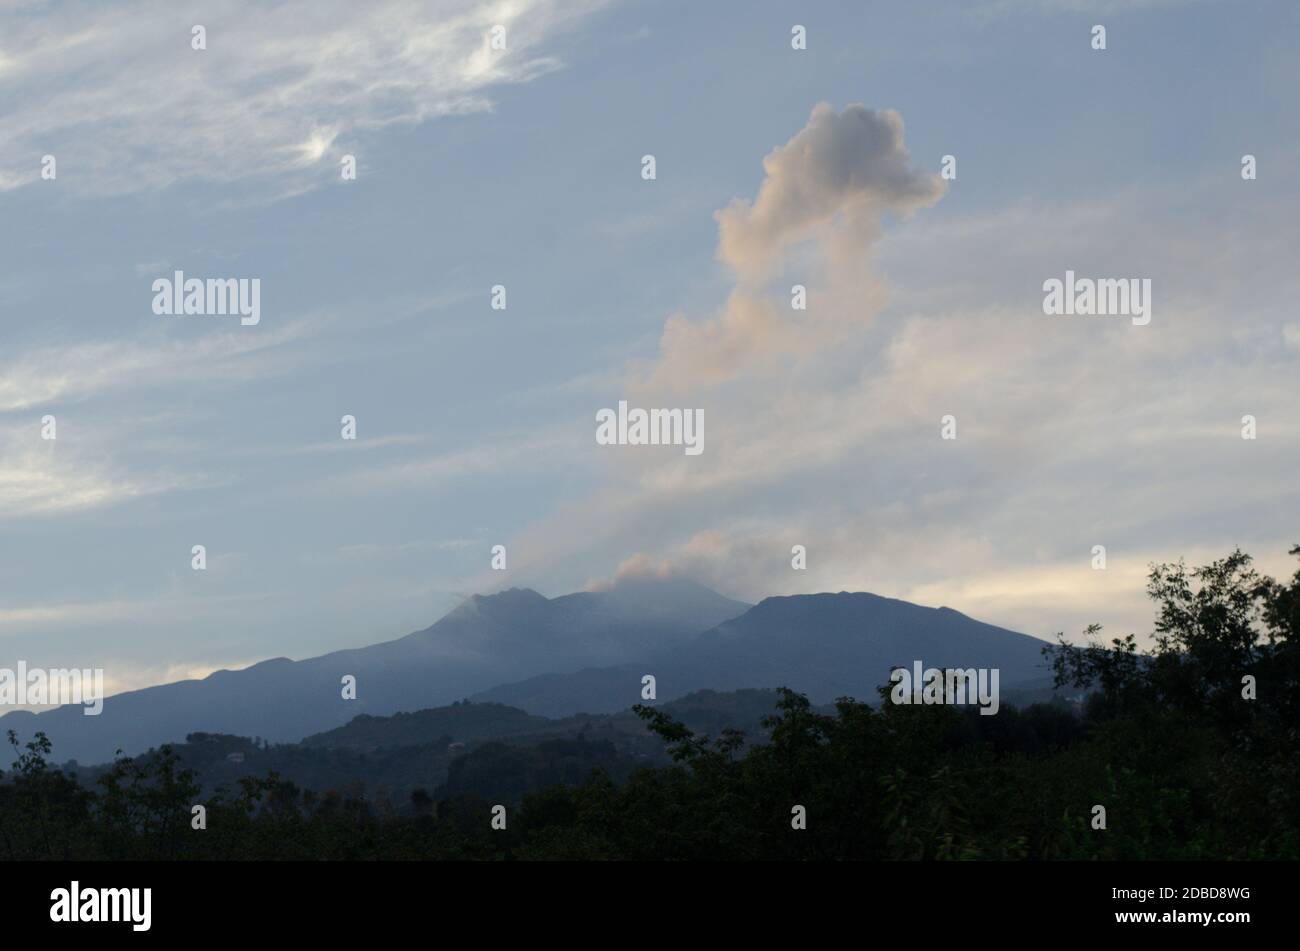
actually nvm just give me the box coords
[0,0,611,196]
[0,424,210,518]
[325,422,585,493]
[0,321,310,412]
[0,589,276,634]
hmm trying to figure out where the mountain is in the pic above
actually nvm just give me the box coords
[300,701,551,751]
[1,577,750,766]
[4,583,1055,766]
[65,689,791,809]
[470,665,647,719]
[472,592,1054,716]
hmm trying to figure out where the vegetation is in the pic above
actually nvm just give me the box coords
[2,546,1297,860]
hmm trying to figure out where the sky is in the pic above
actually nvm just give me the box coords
[1,0,1297,703]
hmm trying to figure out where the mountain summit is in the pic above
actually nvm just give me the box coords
[1,577,749,765]
[3,579,1054,765]
[473,590,1053,716]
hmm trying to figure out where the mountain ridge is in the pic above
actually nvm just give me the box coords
[1,576,750,765]
[472,589,1054,716]
[3,579,1055,765]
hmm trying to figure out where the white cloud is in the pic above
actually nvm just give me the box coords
[1285,324,1300,353]
[0,426,209,518]
[0,0,611,196]
[0,321,310,411]
[0,589,275,634]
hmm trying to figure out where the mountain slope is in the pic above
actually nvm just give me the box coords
[473,592,1053,716]
[1,577,750,766]
[66,689,791,809]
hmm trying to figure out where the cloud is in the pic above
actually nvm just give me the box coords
[640,103,942,393]
[0,0,610,196]
[0,321,310,412]
[1285,324,1300,353]
[584,552,682,590]
[716,103,944,283]
[491,102,1300,643]
[0,448,149,516]
[0,588,275,634]
[0,422,209,518]
[323,421,584,494]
